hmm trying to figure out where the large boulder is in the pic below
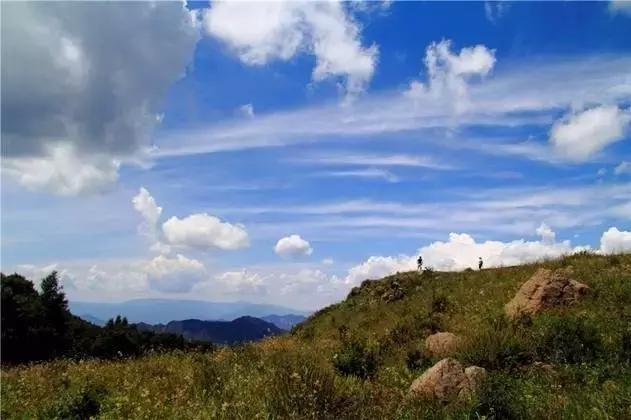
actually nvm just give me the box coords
[409,358,486,401]
[505,268,590,318]
[424,332,461,357]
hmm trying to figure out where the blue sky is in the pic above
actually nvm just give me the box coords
[1,1,630,310]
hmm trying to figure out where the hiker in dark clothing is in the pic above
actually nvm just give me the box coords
[478,257,483,270]
[417,256,423,271]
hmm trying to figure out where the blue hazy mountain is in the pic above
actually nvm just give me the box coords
[70,298,309,325]
[136,316,282,345]
[261,314,306,330]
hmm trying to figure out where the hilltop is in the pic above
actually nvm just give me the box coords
[2,252,630,419]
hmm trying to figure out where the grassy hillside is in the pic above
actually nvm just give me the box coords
[2,253,631,419]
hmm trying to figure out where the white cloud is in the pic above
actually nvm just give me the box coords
[484,2,510,23]
[609,0,631,16]
[600,227,631,254]
[211,270,267,295]
[144,254,206,293]
[274,234,313,258]
[239,103,255,118]
[316,168,400,183]
[76,265,149,294]
[342,224,594,286]
[536,222,556,243]
[202,1,377,96]
[132,187,162,228]
[1,2,200,194]
[162,213,249,251]
[322,258,335,265]
[615,161,631,175]
[406,39,496,112]
[344,255,415,286]
[154,53,630,160]
[2,144,119,195]
[279,269,340,295]
[296,153,452,169]
[549,105,630,161]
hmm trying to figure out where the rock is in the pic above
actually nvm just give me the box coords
[381,281,405,302]
[424,332,461,357]
[505,268,590,318]
[409,358,486,401]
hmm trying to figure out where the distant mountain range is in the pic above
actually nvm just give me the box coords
[136,317,282,345]
[70,298,309,325]
[261,314,306,330]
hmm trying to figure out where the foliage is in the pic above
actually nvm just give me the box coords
[333,336,378,379]
[1,273,213,365]
[533,315,603,364]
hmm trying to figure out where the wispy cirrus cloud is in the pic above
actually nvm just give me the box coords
[153,53,631,162]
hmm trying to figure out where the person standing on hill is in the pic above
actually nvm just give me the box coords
[417,255,423,271]
[478,257,483,270]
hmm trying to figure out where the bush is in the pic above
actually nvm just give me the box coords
[472,373,526,420]
[405,348,430,371]
[47,382,108,419]
[333,337,378,379]
[460,316,531,371]
[534,315,602,364]
[620,327,631,363]
[431,294,449,314]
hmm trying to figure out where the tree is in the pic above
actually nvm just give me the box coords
[40,271,71,357]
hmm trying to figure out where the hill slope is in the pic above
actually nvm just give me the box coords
[3,253,630,419]
[136,316,282,344]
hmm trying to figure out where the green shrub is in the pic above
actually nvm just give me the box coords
[47,382,108,419]
[620,327,631,363]
[431,294,449,314]
[472,373,526,420]
[333,338,378,379]
[405,348,430,372]
[460,316,531,371]
[534,315,602,364]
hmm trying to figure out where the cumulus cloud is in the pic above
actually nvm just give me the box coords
[1,2,200,194]
[405,39,496,111]
[549,105,630,161]
[344,255,415,286]
[213,270,267,295]
[144,254,206,293]
[162,213,249,251]
[2,144,119,195]
[536,222,556,243]
[274,234,313,258]
[600,227,631,254]
[280,269,340,295]
[132,187,163,229]
[76,265,149,293]
[203,1,377,96]
[342,224,590,286]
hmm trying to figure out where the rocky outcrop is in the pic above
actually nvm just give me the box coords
[505,268,590,318]
[424,332,461,357]
[409,358,486,401]
[381,280,405,302]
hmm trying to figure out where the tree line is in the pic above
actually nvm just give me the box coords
[1,272,214,365]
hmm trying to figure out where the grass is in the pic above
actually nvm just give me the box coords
[2,252,631,419]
